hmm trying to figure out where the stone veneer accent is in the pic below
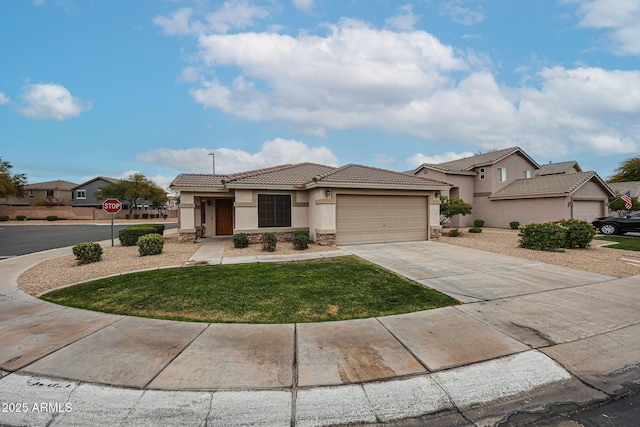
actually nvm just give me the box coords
[179,231,197,243]
[315,232,336,246]
[430,226,442,240]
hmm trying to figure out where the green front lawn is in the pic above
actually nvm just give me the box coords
[595,236,640,251]
[41,256,458,323]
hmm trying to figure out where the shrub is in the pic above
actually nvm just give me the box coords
[138,233,164,256]
[519,222,565,252]
[447,228,461,237]
[473,219,485,228]
[509,221,520,230]
[33,198,46,206]
[556,219,596,249]
[468,227,483,233]
[16,215,26,221]
[0,215,9,222]
[293,230,310,250]
[46,215,58,221]
[232,233,249,248]
[261,232,277,252]
[119,225,158,246]
[72,242,103,264]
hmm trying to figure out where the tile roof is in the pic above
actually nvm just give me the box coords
[314,164,451,187]
[25,180,78,191]
[425,146,539,172]
[225,163,337,187]
[489,171,612,199]
[170,163,451,190]
[170,174,229,189]
[536,161,582,176]
[607,181,640,198]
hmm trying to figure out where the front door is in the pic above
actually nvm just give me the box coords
[215,199,234,235]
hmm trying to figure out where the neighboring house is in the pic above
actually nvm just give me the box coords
[409,147,614,228]
[0,180,77,206]
[70,177,122,208]
[607,181,640,213]
[170,163,450,245]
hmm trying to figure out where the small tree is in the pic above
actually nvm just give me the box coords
[94,173,168,216]
[439,196,473,225]
[609,157,640,182]
[0,158,27,199]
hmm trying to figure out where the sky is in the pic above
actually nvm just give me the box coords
[1,0,639,190]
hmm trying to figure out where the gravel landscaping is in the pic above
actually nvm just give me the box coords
[440,228,640,278]
[17,228,639,297]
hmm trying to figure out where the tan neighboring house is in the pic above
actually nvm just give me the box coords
[1,180,77,206]
[409,147,614,228]
[170,163,450,245]
[607,181,640,213]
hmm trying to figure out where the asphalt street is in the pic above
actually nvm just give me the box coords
[0,223,177,258]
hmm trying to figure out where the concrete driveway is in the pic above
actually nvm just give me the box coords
[1,240,640,426]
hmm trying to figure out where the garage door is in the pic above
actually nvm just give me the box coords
[573,201,602,222]
[336,195,427,245]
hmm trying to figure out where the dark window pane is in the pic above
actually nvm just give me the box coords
[258,194,291,228]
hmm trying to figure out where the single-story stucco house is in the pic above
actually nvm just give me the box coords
[170,163,451,245]
[409,147,615,228]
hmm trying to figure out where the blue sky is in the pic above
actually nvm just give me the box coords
[1,0,639,189]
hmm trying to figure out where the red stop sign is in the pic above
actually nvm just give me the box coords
[103,198,122,214]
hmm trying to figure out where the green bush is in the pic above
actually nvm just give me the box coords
[232,233,249,248]
[119,225,158,246]
[448,228,461,237]
[293,230,310,250]
[72,242,103,264]
[46,215,58,221]
[16,215,26,221]
[473,219,485,228]
[556,219,596,249]
[519,222,565,251]
[261,232,277,252]
[138,233,164,256]
[0,215,9,221]
[468,227,483,233]
[509,221,520,230]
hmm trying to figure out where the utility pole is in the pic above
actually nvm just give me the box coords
[208,151,215,174]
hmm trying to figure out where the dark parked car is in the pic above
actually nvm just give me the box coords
[592,212,640,235]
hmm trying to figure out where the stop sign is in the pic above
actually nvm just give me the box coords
[103,198,122,214]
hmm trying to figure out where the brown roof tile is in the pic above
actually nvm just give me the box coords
[25,180,78,191]
[607,181,640,198]
[536,161,582,176]
[226,163,337,187]
[428,146,539,172]
[489,171,612,199]
[316,164,451,187]
[170,174,229,189]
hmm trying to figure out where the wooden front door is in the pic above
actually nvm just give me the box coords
[215,199,234,235]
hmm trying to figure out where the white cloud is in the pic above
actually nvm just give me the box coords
[136,138,339,174]
[569,0,640,55]
[154,1,269,35]
[33,0,44,5]
[375,154,396,165]
[386,4,419,31]
[407,151,475,166]
[18,83,92,121]
[0,92,10,105]
[439,1,485,26]
[292,0,313,12]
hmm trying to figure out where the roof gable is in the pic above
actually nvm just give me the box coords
[489,171,614,199]
[425,147,539,172]
[71,176,121,189]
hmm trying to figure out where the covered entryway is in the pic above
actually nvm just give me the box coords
[573,200,602,222]
[215,199,234,235]
[336,195,428,245]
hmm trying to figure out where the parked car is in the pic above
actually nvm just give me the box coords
[592,212,640,235]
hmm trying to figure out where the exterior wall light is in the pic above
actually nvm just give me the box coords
[325,189,332,198]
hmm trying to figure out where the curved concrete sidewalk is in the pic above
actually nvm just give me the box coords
[1,240,639,426]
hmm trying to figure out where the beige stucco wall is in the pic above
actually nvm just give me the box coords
[478,197,571,228]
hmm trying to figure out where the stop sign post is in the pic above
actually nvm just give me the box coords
[103,198,122,246]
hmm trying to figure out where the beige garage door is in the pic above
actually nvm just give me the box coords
[573,200,602,222]
[336,195,428,245]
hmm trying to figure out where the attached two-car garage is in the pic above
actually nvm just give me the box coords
[335,195,428,245]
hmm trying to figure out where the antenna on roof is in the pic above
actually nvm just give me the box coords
[208,152,216,174]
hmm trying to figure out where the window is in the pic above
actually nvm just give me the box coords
[46,190,54,197]
[29,190,34,197]
[497,167,507,182]
[479,167,485,180]
[258,194,291,228]
[77,190,86,199]
[523,170,532,179]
